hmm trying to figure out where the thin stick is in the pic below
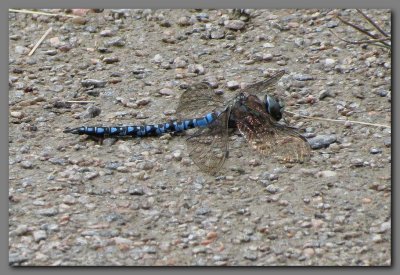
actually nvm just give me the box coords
[284,110,391,129]
[65,101,96,103]
[9,9,80,18]
[336,14,391,48]
[28,27,52,56]
[330,30,390,44]
[356,9,390,38]
[329,29,391,49]
[337,15,377,38]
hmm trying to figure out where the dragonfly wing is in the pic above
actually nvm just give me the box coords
[177,82,225,119]
[233,95,311,163]
[186,108,230,175]
[241,70,285,96]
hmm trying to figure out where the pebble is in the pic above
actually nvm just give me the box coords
[36,207,59,217]
[324,58,336,67]
[194,12,209,22]
[136,161,154,170]
[10,111,24,119]
[81,79,107,88]
[262,42,275,48]
[42,223,59,233]
[177,16,193,26]
[13,224,30,236]
[20,160,34,169]
[326,21,339,28]
[159,88,174,95]
[105,162,121,170]
[172,150,182,161]
[71,17,88,25]
[303,248,315,258]
[316,170,337,178]
[153,54,164,63]
[103,56,119,64]
[370,147,382,154]
[376,89,389,97]
[263,53,273,61]
[350,158,364,167]
[44,49,58,56]
[100,29,117,37]
[243,251,258,261]
[143,246,157,254]
[319,89,335,100]
[210,28,225,39]
[266,184,279,194]
[379,221,391,233]
[62,195,77,205]
[33,230,47,242]
[9,253,29,265]
[48,36,63,47]
[372,234,383,243]
[187,64,205,75]
[15,45,29,55]
[173,57,187,68]
[227,81,240,90]
[293,74,314,81]
[129,185,145,196]
[311,219,325,229]
[278,200,289,206]
[136,98,151,106]
[105,37,126,47]
[192,246,207,254]
[50,85,64,92]
[224,20,246,30]
[195,207,211,216]
[163,110,176,115]
[84,171,99,180]
[383,139,391,147]
[307,134,337,149]
[118,144,131,154]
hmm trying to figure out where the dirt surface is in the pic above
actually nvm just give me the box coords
[8,9,391,266]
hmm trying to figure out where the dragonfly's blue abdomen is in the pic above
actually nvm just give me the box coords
[64,112,220,137]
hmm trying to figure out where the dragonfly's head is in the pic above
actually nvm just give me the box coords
[264,94,284,121]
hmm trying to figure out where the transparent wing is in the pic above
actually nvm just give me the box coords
[241,70,285,96]
[232,95,311,163]
[186,108,230,175]
[176,82,225,119]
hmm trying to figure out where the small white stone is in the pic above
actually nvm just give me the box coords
[372,234,383,243]
[10,111,24,119]
[262,43,275,48]
[303,248,315,258]
[317,170,337,178]
[224,20,245,30]
[33,230,47,242]
[325,58,336,66]
[153,54,163,63]
[226,81,239,89]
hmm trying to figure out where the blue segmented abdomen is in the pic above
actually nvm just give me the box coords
[64,112,219,137]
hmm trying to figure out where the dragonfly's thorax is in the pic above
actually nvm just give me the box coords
[232,93,284,121]
[228,95,249,123]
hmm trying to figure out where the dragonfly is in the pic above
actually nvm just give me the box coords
[64,70,311,174]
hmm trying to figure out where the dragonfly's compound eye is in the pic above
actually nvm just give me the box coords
[265,94,283,121]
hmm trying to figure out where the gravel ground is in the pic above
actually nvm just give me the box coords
[8,9,391,266]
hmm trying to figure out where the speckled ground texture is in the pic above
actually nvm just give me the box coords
[8,9,391,266]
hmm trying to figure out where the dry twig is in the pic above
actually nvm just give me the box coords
[333,9,391,50]
[284,110,390,129]
[9,9,80,18]
[28,27,52,56]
